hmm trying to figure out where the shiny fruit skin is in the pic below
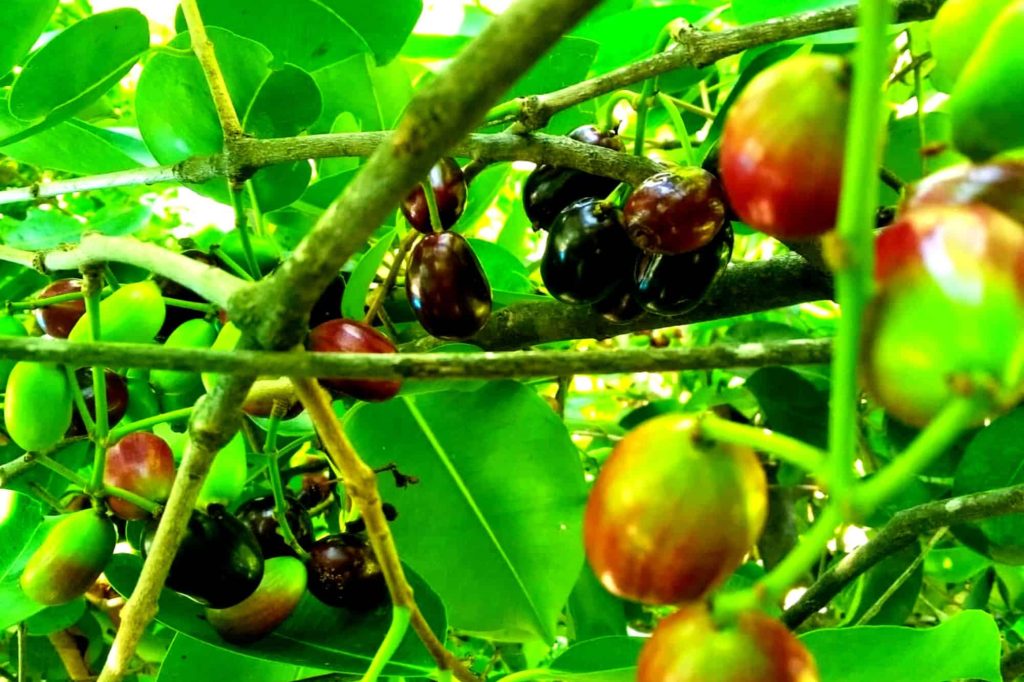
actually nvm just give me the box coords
[309,276,347,328]
[591,278,644,324]
[637,604,819,682]
[720,54,849,240]
[584,413,767,605]
[0,315,27,389]
[862,204,1024,427]
[523,125,624,231]
[104,432,175,520]
[20,509,117,605]
[635,223,734,316]
[306,533,388,611]
[207,556,307,643]
[5,362,73,452]
[196,432,247,510]
[33,279,85,339]
[68,281,167,344]
[623,169,727,254]
[541,198,639,304]
[236,494,315,559]
[71,367,129,434]
[151,318,218,395]
[307,319,402,401]
[950,3,1024,160]
[901,160,1024,224]
[406,232,492,339]
[929,0,1014,91]
[401,158,468,234]
[146,505,264,608]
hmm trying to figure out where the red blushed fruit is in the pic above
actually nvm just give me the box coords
[33,279,86,338]
[637,604,819,682]
[406,232,492,339]
[623,169,728,254]
[104,432,176,520]
[584,413,767,605]
[900,160,1024,225]
[720,54,850,240]
[401,158,468,234]
[307,319,401,401]
[863,204,1024,427]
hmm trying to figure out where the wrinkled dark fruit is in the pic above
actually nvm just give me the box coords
[307,319,402,401]
[308,276,348,328]
[406,232,492,339]
[70,368,129,435]
[523,125,624,231]
[155,249,217,339]
[623,169,727,254]
[901,160,1024,224]
[104,431,175,520]
[634,222,734,316]
[541,198,639,305]
[33,279,86,339]
[207,556,307,644]
[235,494,315,559]
[146,505,264,608]
[401,158,468,234]
[306,533,388,611]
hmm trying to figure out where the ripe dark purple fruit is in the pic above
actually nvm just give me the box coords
[523,125,625,231]
[634,222,734,316]
[306,533,388,611]
[591,280,645,324]
[235,494,315,559]
[900,160,1024,224]
[207,556,307,643]
[307,319,402,401]
[33,279,85,339]
[401,158,468,234]
[541,198,640,305]
[71,367,129,434]
[104,431,175,520]
[308,276,347,328]
[623,169,727,254]
[406,232,492,339]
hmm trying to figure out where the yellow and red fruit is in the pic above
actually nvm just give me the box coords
[104,432,175,520]
[207,556,307,643]
[20,509,117,605]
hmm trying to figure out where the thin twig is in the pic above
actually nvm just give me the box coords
[364,231,419,326]
[179,0,244,139]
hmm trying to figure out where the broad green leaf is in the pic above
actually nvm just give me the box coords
[0,206,84,249]
[566,564,627,642]
[548,636,645,682]
[9,9,149,124]
[175,0,368,71]
[105,553,445,677]
[838,544,923,626]
[925,546,991,583]
[90,203,153,237]
[800,610,1001,682]
[501,37,599,134]
[466,238,534,294]
[456,164,510,233]
[882,112,965,204]
[24,598,86,636]
[745,366,829,449]
[341,229,397,320]
[734,0,845,23]
[311,53,414,134]
[319,0,423,65]
[157,635,329,682]
[0,491,56,629]
[346,382,587,642]
[2,119,146,174]
[0,0,59,79]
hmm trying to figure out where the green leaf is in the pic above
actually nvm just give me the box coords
[345,382,587,641]
[745,366,829,449]
[90,203,153,237]
[838,544,923,626]
[0,0,58,79]
[503,37,600,133]
[1,119,147,174]
[566,564,627,642]
[456,164,510,233]
[24,598,86,636]
[0,206,84,249]
[105,553,445,677]
[800,610,1002,682]
[157,635,329,682]
[175,0,369,71]
[571,6,707,77]
[9,9,149,124]
[548,636,645,682]
[341,229,397,320]
[311,53,414,134]
[318,0,423,65]
[925,546,991,583]
[0,491,54,629]
[466,238,534,294]
[882,112,965,204]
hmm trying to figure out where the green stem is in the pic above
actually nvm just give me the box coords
[360,606,412,682]
[9,290,93,311]
[64,365,95,436]
[656,92,695,166]
[825,0,891,508]
[163,297,217,313]
[421,179,444,234]
[34,452,90,489]
[263,413,307,559]
[103,484,162,515]
[698,414,827,476]
[246,180,265,237]
[208,245,255,282]
[632,25,674,157]
[108,408,193,442]
[599,89,638,132]
[230,187,261,279]
[483,99,524,124]
[103,265,122,290]
[84,271,109,493]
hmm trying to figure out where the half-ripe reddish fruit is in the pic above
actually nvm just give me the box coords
[584,413,767,605]
[307,319,402,401]
[900,160,1024,225]
[623,169,727,254]
[719,54,850,240]
[104,432,175,519]
[401,158,468,234]
[207,556,307,643]
[33,279,85,339]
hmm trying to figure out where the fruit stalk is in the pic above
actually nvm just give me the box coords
[421,178,445,234]
[178,0,243,139]
[631,25,673,157]
[263,413,308,559]
[108,408,193,441]
[655,93,695,166]
[360,606,412,682]
[826,0,891,505]
[230,187,262,279]
[697,413,826,475]
[103,483,163,515]
[33,452,90,490]
[64,364,95,435]
[364,231,419,325]
[84,268,110,493]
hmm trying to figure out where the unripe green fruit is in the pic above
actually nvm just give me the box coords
[151,318,217,394]
[68,281,167,344]
[196,432,247,510]
[0,315,27,389]
[206,556,307,643]
[20,509,117,605]
[4,362,73,452]
[929,0,1014,92]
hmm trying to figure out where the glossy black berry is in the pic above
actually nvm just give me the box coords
[235,494,315,559]
[634,222,734,316]
[306,533,388,611]
[406,232,492,339]
[401,158,468,234]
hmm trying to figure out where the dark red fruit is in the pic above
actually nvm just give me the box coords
[145,505,264,608]
[541,198,640,305]
[637,604,819,682]
[634,222,734,316]
[235,494,315,559]
[33,279,85,338]
[306,533,388,611]
[406,232,492,339]
[307,319,401,401]
[901,160,1024,224]
[623,169,728,254]
[523,125,625,231]
[401,158,468,234]
[720,54,850,240]
[298,471,335,509]
[308,276,347,328]
[104,432,175,520]
[71,368,130,434]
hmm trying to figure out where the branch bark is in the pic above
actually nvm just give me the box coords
[783,483,1024,629]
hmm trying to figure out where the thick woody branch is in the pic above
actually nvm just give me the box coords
[783,483,1024,629]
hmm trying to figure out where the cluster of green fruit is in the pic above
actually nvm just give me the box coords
[527,125,733,322]
[583,413,819,681]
